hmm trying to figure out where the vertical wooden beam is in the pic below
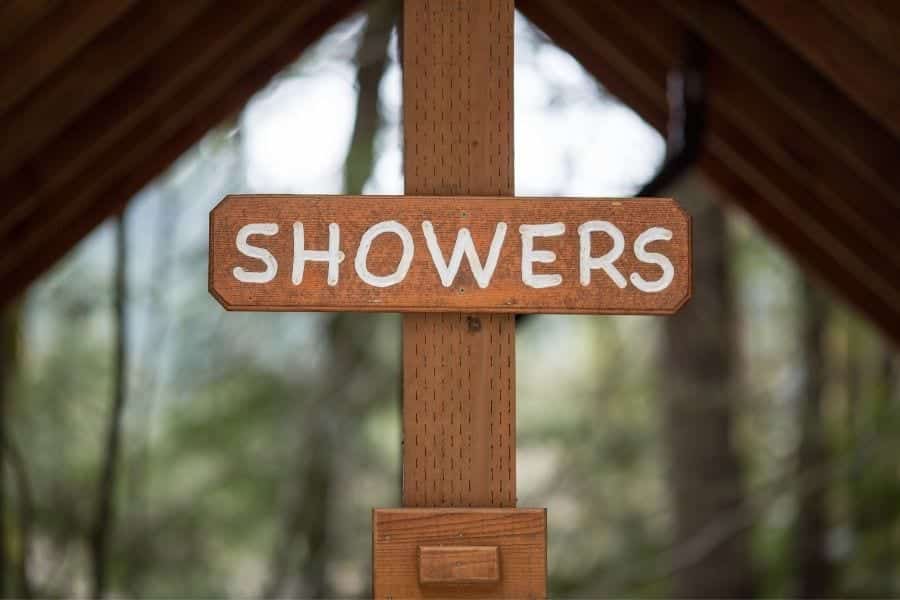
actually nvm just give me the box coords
[401,0,515,508]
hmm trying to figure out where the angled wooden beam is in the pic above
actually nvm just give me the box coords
[660,0,900,205]
[0,0,135,115]
[0,0,356,280]
[818,0,900,70]
[0,1,362,303]
[739,0,900,140]
[700,153,900,343]
[0,0,57,50]
[0,0,291,241]
[618,1,900,276]
[0,0,211,179]
[518,0,900,343]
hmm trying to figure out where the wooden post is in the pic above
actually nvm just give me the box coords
[401,0,516,510]
[208,3,692,596]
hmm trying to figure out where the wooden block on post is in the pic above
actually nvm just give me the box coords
[418,545,500,585]
[373,508,546,599]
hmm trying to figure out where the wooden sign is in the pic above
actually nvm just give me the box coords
[209,194,691,314]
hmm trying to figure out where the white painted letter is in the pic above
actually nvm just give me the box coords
[355,221,414,287]
[519,223,564,288]
[577,220,626,288]
[422,221,507,288]
[233,223,278,283]
[630,227,675,292]
[292,222,345,286]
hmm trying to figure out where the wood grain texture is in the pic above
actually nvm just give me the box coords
[517,0,900,344]
[818,0,900,71]
[401,0,516,509]
[0,0,289,244]
[0,0,57,51]
[739,0,900,140]
[208,195,691,314]
[0,0,134,115]
[419,545,500,584]
[660,0,900,205]
[0,1,362,304]
[373,508,546,599]
[0,0,212,179]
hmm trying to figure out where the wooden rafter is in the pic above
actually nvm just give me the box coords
[0,0,301,242]
[739,0,900,140]
[0,0,57,50]
[659,0,900,205]
[517,0,900,342]
[0,1,214,180]
[818,0,900,71]
[0,0,135,115]
[0,0,898,347]
[0,0,363,302]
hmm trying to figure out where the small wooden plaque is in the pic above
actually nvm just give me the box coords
[418,545,500,585]
[373,508,546,599]
[209,195,691,314]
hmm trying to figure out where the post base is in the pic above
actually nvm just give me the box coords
[373,507,547,599]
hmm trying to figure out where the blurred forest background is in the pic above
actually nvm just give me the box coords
[2,3,899,598]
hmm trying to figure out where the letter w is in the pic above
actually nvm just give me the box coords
[422,221,507,288]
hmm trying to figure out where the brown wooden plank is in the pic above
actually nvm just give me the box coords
[739,0,900,140]
[525,0,900,343]
[0,0,290,242]
[0,0,135,115]
[0,0,211,180]
[659,0,900,205]
[208,195,691,314]
[699,153,900,344]
[819,0,900,70]
[603,1,900,272]
[0,1,355,285]
[583,1,900,281]
[402,0,516,508]
[0,1,363,304]
[418,546,500,584]
[0,0,57,50]
[373,508,546,599]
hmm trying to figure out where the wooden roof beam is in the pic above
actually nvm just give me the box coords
[0,0,57,50]
[660,0,900,205]
[700,153,900,343]
[549,1,900,278]
[739,0,900,140]
[0,0,135,115]
[0,1,212,180]
[0,0,294,241]
[0,1,363,303]
[818,0,900,71]
[518,0,900,342]
[593,1,900,285]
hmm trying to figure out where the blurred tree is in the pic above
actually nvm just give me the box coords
[662,175,755,598]
[261,1,398,596]
[1,304,8,598]
[90,212,129,599]
[794,276,831,598]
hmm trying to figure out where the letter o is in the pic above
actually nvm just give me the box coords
[355,221,414,287]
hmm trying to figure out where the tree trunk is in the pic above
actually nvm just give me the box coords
[90,212,129,599]
[794,276,831,598]
[261,3,397,596]
[0,304,8,598]
[662,175,755,598]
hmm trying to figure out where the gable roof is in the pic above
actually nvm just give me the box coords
[1,1,898,342]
